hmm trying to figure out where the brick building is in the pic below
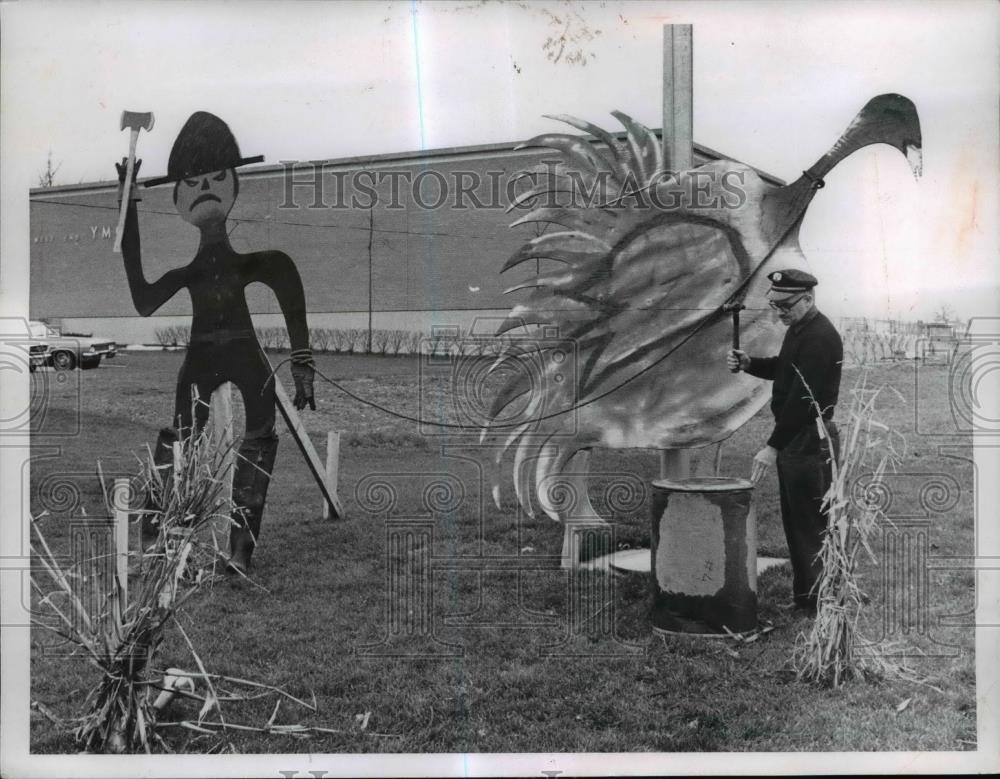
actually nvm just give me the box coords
[29,135,782,345]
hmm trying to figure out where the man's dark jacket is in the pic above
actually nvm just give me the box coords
[745,308,843,449]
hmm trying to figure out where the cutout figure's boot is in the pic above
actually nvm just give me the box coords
[140,427,180,551]
[227,433,278,574]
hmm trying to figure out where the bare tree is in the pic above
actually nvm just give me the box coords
[386,329,407,355]
[371,328,391,355]
[37,150,62,188]
[933,304,957,324]
[346,328,364,354]
[309,327,331,353]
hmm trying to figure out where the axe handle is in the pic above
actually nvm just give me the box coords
[112,129,139,254]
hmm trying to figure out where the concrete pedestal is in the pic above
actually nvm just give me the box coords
[650,477,757,634]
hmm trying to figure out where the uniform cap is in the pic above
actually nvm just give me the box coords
[768,269,818,292]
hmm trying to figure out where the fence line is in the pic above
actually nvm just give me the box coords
[151,318,958,362]
[839,317,960,366]
[151,324,519,358]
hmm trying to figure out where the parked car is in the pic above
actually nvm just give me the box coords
[28,342,50,372]
[28,320,117,370]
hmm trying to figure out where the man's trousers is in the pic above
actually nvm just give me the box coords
[776,421,840,610]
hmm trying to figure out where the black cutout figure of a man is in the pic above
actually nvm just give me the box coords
[118,111,315,573]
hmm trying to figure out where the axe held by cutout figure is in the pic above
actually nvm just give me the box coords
[113,110,154,253]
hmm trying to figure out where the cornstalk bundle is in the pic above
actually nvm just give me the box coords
[791,370,904,687]
[31,419,236,753]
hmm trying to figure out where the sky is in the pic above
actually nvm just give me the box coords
[1,0,997,324]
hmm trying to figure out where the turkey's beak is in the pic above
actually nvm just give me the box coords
[810,94,923,184]
[905,143,923,180]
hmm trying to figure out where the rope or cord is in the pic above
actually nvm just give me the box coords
[258,176,819,430]
[262,295,739,431]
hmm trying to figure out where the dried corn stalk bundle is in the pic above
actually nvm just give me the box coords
[791,371,904,687]
[31,419,236,753]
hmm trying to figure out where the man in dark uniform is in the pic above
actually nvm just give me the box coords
[118,111,315,573]
[727,269,843,613]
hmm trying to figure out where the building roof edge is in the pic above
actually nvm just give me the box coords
[29,130,785,198]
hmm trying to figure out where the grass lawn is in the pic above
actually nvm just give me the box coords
[28,351,976,753]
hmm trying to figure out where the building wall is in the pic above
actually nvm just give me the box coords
[29,138,778,344]
[49,310,512,347]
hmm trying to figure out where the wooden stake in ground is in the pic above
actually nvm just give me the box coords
[274,377,345,520]
[113,478,130,607]
[323,431,341,521]
[210,382,235,504]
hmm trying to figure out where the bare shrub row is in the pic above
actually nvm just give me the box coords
[843,332,916,365]
[153,326,191,347]
[152,325,517,357]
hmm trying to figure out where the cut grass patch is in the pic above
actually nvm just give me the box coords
[29,355,975,752]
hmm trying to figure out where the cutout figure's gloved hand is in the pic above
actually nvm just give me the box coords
[291,349,316,410]
[115,158,142,204]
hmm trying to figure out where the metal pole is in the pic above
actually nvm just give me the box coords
[661,23,694,480]
[367,206,374,353]
[662,24,694,174]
